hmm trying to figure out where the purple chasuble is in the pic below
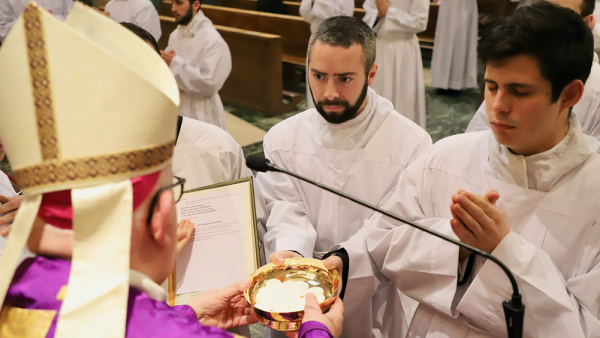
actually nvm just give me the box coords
[299,321,334,338]
[2,256,233,338]
[2,256,334,338]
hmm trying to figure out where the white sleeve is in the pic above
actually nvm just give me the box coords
[169,33,232,96]
[465,101,491,133]
[594,24,600,56]
[361,153,461,316]
[333,150,458,320]
[457,227,600,337]
[0,0,20,42]
[362,0,378,28]
[255,137,317,259]
[51,0,73,21]
[299,0,314,22]
[133,4,161,41]
[104,0,114,13]
[165,31,175,52]
[300,0,353,23]
[573,88,600,143]
[373,0,429,34]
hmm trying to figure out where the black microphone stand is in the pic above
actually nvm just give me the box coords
[249,156,524,338]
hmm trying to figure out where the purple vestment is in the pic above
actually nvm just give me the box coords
[2,256,333,338]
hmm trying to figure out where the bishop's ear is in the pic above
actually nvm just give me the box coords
[149,190,175,245]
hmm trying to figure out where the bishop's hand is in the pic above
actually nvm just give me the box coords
[187,279,258,329]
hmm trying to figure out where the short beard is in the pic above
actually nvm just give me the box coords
[175,6,194,25]
[310,80,369,124]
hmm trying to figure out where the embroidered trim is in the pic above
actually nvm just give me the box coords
[14,141,174,190]
[24,4,60,161]
[0,306,56,338]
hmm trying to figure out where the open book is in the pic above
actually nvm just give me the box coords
[169,177,260,305]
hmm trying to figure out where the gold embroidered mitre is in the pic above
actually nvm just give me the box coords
[0,3,179,338]
[0,2,178,192]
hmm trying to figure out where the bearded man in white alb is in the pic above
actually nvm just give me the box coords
[257,16,432,338]
[161,0,231,130]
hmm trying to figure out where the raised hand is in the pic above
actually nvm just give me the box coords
[449,189,510,255]
[174,219,194,258]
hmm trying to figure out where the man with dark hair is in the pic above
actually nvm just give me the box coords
[257,16,432,338]
[161,0,231,130]
[122,22,161,52]
[467,0,600,144]
[581,0,595,16]
[340,2,600,337]
[299,0,353,109]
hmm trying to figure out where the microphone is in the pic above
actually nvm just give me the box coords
[247,155,525,338]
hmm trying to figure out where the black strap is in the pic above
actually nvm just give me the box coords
[176,115,184,145]
[458,253,476,286]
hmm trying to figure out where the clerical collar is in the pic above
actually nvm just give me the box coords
[487,115,596,192]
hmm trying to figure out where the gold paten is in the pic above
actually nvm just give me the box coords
[244,258,340,331]
[0,306,56,338]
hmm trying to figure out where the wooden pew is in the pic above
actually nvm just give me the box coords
[211,0,433,48]
[284,0,364,9]
[159,16,301,116]
[161,1,310,65]
[217,0,366,18]
[200,4,311,65]
[218,0,256,10]
[161,0,171,15]
[282,1,365,18]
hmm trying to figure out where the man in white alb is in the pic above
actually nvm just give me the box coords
[430,0,478,93]
[257,16,432,338]
[340,3,600,337]
[362,0,429,128]
[161,0,231,130]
